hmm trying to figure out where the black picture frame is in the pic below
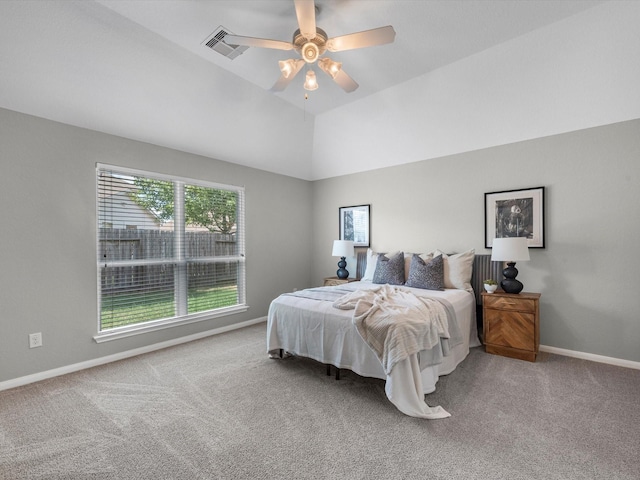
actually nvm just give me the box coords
[485,187,545,248]
[339,204,370,247]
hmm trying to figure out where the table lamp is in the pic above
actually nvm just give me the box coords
[332,240,355,279]
[491,237,530,294]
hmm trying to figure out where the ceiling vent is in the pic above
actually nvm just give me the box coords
[203,26,248,60]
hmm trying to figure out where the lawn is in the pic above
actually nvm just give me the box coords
[100,285,238,330]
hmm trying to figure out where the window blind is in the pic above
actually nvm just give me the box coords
[96,165,245,335]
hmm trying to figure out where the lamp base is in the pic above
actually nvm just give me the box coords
[500,261,523,294]
[336,257,349,279]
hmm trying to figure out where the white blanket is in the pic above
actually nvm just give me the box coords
[333,284,452,419]
[333,285,450,375]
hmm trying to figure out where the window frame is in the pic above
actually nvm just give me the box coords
[94,164,247,343]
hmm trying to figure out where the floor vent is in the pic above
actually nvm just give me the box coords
[203,26,248,60]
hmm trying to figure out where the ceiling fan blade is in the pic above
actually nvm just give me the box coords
[269,59,305,92]
[294,0,317,40]
[326,25,396,52]
[223,34,293,51]
[331,69,359,93]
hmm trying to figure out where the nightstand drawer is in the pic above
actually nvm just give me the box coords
[323,277,357,286]
[485,310,535,351]
[483,295,536,313]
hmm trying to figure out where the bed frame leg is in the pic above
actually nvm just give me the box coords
[279,349,284,359]
[325,365,340,380]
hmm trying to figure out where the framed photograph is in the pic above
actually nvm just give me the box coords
[485,187,545,248]
[339,204,370,247]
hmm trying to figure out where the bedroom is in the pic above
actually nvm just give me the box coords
[0,2,640,392]
[0,0,639,475]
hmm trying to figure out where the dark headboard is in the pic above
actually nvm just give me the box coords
[354,251,500,306]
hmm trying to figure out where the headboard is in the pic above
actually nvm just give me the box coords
[354,251,501,306]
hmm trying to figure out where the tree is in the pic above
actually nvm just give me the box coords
[185,185,237,234]
[132,178,237,234]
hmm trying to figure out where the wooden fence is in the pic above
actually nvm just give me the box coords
[99,228,238,293]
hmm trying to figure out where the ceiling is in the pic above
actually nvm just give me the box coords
[0,0,605,179]
[95,0,602,115]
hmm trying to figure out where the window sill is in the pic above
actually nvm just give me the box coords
[93,305,250,343]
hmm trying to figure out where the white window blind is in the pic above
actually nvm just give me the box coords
[96,164,246,339]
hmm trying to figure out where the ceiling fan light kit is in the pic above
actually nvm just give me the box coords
[302,42,320,63]
[279,59,304,79]
[318,57,342,79]
[304,70,318,91]
[223,0,395,94]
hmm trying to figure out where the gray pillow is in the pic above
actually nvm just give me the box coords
[372,252,405,285]
[405,254,444,290]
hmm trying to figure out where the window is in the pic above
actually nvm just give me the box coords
[95,164,246,341]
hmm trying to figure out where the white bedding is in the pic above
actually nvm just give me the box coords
[266,281,480,418]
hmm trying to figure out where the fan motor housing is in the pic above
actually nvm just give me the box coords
[293,27,328,58]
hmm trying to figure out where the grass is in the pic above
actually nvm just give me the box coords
[100,285,238,330]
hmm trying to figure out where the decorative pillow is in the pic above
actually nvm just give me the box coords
[435,249,475,291]
[372,252,405,285]
[405,254,444,290]
[362,249,401,282]
[404,252,433,282]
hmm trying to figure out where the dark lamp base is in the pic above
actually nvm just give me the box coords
[336,257,349,279]
[501,261,524,294]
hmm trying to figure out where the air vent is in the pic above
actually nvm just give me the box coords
[202,26,248,60]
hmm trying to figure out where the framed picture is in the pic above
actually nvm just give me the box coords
[485,187,545,248]
[339,204,370,247]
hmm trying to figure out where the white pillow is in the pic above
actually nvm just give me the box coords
[435,249,475,291]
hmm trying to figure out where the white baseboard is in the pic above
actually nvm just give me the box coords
[0,317,267,392]
[3,323,637,392]
[539,344,640,370]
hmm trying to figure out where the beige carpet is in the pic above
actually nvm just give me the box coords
[1,322,639,479]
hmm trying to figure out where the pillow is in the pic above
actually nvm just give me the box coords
[361,248,380,282]
[362,249,401,282]
[372,252,405,285]
[404,252,433,282]
[435,249,475,291]
[405,254,444,290]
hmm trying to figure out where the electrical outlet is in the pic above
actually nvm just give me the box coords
[29,332,42,349]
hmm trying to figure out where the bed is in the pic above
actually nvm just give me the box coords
[267,249,500,419]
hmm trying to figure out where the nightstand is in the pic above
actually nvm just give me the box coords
[323,277,358,286]
[482,291,541,362]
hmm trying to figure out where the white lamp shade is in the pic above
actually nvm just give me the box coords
[332,240,354,257]
[491,237,530,262]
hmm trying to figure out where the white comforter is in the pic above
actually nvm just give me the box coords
[333,285,451,375]
[267,281,479,419]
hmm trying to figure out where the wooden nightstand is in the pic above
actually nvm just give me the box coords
[323,277,358,286]
[482,291,541,362]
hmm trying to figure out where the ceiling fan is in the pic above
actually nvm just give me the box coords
[223,0,395,93]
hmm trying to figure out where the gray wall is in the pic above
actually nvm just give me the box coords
[0,108,313,383]
[2,108,639,385]
[312,120,640,363]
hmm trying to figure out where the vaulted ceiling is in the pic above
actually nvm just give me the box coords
[0,1,608,180]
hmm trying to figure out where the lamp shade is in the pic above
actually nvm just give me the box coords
[332,240,354,258]
[491,237,530,262]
